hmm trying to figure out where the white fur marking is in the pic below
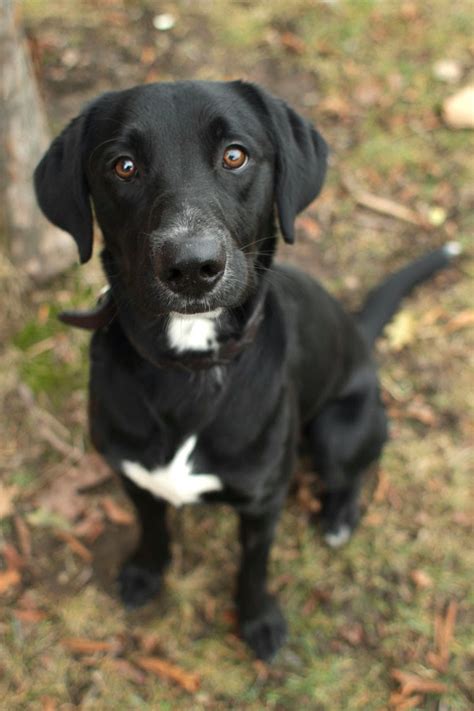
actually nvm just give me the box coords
[324,525,352,548]
[121,435,222,507]
[167,310,222,353]
[443,241,462,257]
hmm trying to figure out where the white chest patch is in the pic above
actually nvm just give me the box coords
[167,310,222,353]
[121,435,222,507]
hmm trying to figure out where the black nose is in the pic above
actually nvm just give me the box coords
[156,236,226,296]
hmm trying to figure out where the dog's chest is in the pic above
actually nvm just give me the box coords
[121,435,222,507]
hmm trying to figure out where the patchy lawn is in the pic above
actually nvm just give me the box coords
[1,1,472,709]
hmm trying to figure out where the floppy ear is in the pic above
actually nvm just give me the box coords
[34,114,93,263]
[235,83,328,244]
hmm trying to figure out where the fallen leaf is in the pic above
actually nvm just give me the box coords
[0,484,18,519]
[427,600,458,673]
[14,516,32,558]
[135,655,200,693]
[391,669,448,696]
[0,568,21,595]
[2,543,25,571]
[410,570,433,589]
[446,309,474,333]
[385,311,417,351]
[55,530,93,562]
[62,637,120,655]
[433,59,462,84]
[40,697,57,711]
[101,497,134,526]
[74,510,105,542]
[406,399,438,427]
[340,623,364,646]
[140,46,157,65]
[319,94,352,119]
[280,31,306,55]
[373,469,390,502]
[296,215,321,241]
[13,608,47,623]
[443,85,474,129]
[389,692,424,709]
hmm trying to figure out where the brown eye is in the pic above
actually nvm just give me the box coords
[223,146,248,170]
[114,157,138,180]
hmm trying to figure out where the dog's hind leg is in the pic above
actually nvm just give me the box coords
[306,377,388,547]
[117,477,171,608]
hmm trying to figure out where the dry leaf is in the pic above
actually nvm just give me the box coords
[14,608,47,623]
[62,637,119,655]
[14,516,32,558]
[280,31,306,55]
[136,655,200,693]
[373,469,390,502]
[0,484,18,519]
[446,309,474,333]
[41,697,57,711]
[55,530,93,562]
[410,569,433,589]
[74,510,105,542]
[443,85,474,129]
[0,568,21,595]
[385,311,417,351]
[391,669,448,696]
[2,543,25,571]
[427,600,458,672]
[389,692,424,709]
[101,497,134,526]
[319,94,352,118]
[296,215,321,241]
[340,623,364,646]
[406,399,438,427]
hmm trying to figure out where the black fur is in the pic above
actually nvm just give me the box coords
[34,80,456,661]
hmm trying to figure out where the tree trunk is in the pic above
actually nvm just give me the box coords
[0,0,76,283]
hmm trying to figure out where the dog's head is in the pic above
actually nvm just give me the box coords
[35,81,327,318]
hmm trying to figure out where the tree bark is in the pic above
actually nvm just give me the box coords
[0,0,77,283]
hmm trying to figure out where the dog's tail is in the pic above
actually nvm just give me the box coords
[356,241,462,347]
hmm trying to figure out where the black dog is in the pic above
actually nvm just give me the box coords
[34,80,459,661]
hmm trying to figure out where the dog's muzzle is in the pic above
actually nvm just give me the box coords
[154,233,227,298]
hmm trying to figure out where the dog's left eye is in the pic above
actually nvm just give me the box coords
[114,157,138,181]
[223,146,248,170]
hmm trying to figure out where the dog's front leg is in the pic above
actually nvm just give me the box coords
[237,509,287,661]
[117,477,171,608]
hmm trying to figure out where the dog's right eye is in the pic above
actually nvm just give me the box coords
[114,157,138,181]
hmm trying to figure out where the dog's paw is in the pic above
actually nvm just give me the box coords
[117,562,163,608]
[323,523,353,548]
[321,495,360,548]
[240,597,288,662]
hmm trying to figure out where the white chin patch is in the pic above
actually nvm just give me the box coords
[167,309,222,353]
[121,435,222,507]
[324,524,352,548]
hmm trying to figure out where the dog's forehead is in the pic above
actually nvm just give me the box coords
[94,81,265,142]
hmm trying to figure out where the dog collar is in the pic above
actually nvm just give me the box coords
[58,288,265,370]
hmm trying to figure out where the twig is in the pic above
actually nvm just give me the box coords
[342,175,428,227]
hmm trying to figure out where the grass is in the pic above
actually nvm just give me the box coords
[0,0,473,708]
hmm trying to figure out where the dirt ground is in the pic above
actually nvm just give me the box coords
[0,1,473,709]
